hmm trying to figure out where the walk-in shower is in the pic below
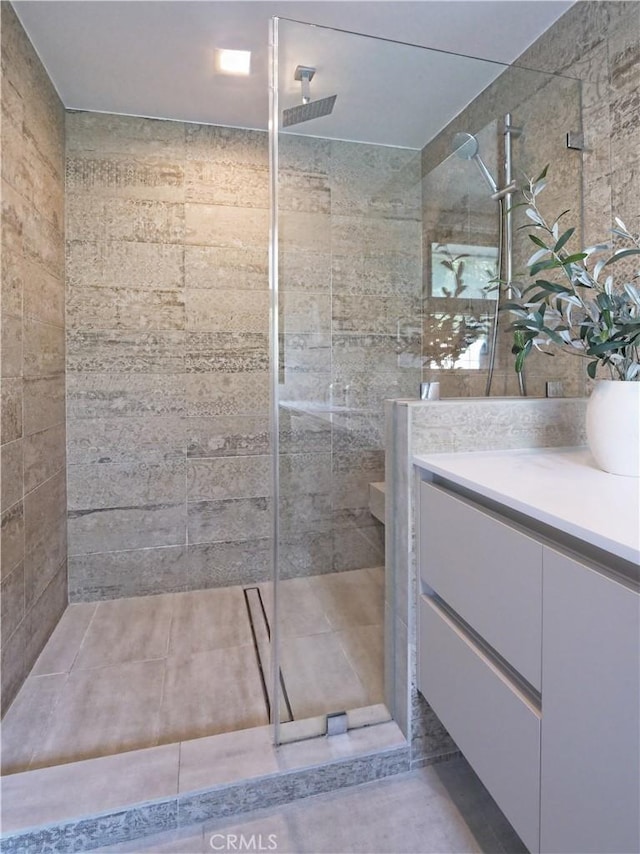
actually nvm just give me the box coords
[1,7,582,805]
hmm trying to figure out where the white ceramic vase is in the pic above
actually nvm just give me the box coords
[586,380,640,477]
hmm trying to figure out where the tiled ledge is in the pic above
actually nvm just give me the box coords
[0,720,409,853]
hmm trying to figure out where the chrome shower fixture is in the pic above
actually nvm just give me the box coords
[452,131,499,195]
[282,65,337,127]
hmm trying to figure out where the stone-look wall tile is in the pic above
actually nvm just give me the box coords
[186,160,268,208]
[332,414,384,454]
[187,456,270,501]
[278,411,331,455]
[279,491,332,537]
[187,416,270,459]
[331,216,421,258]
[67,111,186,158]
[333,525,384,573]
[1,620,26,716]
[65,192,106,241]
[332,450,386,513]
[67,416,185,465]
[186,332,268,374]
[1,247,23,320]
[281,293,331,335]
[66,240,184,290]
[1,440,23,511]
[67,461,187,555]
[188,539,272,588]
[68,546,189,601]
[23,468,66,554]
[67,373,186,418]
[67,329,186,374]
[188,497,271,545]
[185,124,267,166]
[411,399,588,454]
[1,501,25,580]
[1,377,23,443]
[279,373,332,409]
[22,258,64,329]
[280,169,331,215]
[186,373,269,417]
[280,249,331,293]
[103,198,185,244]
[24,514,66,610]
[280,211,331,254]
[68,460,186,511]
[279,453,332,536]
[184,246,267,291]
[283,334,331,373]
[185,204,268,249]
[332,253,422,298]
[280,531,334,580]
[279,134,330,174]
[66,155,185,203]
[185,290,269,333]
[22,319,65,377]
[1,561,25,649]
[23,374,65,434]
[64,112,425,604]
[333,294,421,336]
[330,140,422,220]
[68,503,187,556]
[23,423,66,494]
[333,333,420,374]
[66,286,185,331]
[1,313,22,377]
[25,563,67,673]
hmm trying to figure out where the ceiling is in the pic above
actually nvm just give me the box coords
[14,1,574,149]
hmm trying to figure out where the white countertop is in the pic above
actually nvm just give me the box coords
[413,446,640,565]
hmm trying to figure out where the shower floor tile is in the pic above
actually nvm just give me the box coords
[1,567,385,774]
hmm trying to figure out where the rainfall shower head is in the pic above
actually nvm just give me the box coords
[282,65,337,128]
[452,131,498,195]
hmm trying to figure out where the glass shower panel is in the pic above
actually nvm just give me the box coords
[269,17,582,743]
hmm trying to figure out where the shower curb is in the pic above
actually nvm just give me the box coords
[0,744,412,853]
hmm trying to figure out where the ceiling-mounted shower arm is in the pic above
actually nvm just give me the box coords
[294,65,315,105]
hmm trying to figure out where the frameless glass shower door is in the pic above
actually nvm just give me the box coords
[269,16,581,744]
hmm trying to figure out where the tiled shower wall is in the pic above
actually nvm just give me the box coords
[66,114,422,600]
[421,0,639,399]
[0,3,67,711]
[65,115,271,600]
[278,137,422,580]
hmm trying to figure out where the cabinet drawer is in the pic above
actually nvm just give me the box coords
[420,482,542,689]
[418,594,541,854]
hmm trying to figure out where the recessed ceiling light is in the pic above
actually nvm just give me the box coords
[215,49,251,76]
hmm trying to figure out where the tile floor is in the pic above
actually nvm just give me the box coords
[1,567,384,774]
[96,757,527,854]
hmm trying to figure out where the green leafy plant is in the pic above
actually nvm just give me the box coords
[504,167,640,381]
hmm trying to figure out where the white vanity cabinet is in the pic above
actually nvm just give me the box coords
[415,449,640,854]
[541,547,640,854]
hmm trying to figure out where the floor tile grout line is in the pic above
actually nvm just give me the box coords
[20,671,71,774]
[68,600,102,673]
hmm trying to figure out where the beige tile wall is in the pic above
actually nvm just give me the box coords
[278,136,422,578]
[65,115,422,598]
[65,115,272,600]
[1,2,67,713]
